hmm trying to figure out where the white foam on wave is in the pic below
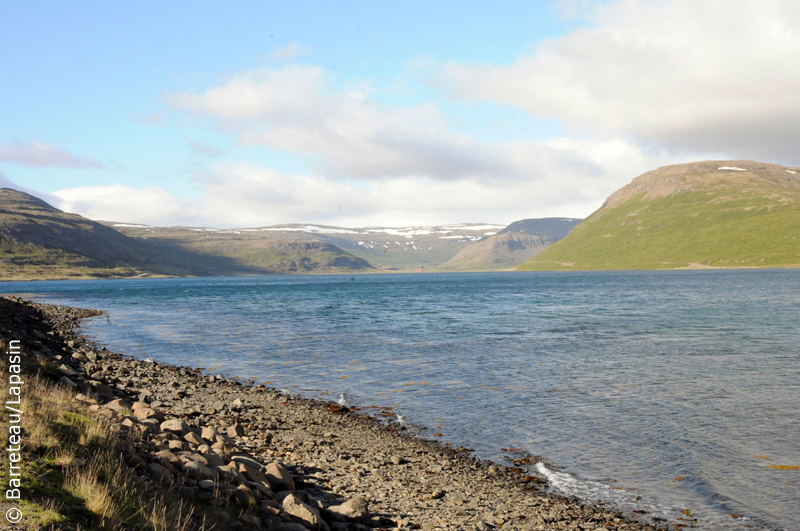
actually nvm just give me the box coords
[337,393,349,406]
[533,463,759,531]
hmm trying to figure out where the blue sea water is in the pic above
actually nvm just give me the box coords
[3,270,799,530]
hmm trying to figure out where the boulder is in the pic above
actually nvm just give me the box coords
[160,418,189,435]
[282,494,329,531]
[145,463,172,485]
[57,376,77,391]
[328,497,369,522]
[106,398,132,412]
[182,460,217,481]
[227,423,245,437]
[265,462,295,491]
[184,431,204,446]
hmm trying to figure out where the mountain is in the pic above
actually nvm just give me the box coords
[0,188,175,279]
[438,218,581,270]
[0,189,373,280]
[108,222,507,271]
[518,161,800,271]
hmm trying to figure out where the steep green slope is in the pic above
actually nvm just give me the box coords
[438,218,581,271]
[518,161,800,271]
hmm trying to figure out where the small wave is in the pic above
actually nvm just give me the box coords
[337,393,349,406]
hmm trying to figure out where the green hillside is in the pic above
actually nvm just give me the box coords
[0,188,374,280]
[518,161,800,271]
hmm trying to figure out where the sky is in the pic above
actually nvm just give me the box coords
[1,0,799,228]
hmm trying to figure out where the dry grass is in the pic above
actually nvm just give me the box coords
[0,363,207,530]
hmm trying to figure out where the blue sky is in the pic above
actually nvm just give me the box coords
[2,0,799,227]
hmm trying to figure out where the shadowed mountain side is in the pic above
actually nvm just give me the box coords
[0,188,374,280]
[131,229,374,274]
[438,233,561,270]
[497,217,582,238]
[518,161,800,271]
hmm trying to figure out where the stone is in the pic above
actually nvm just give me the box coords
[160,418,189,434]
[239,463,269,483]
[240,514,261,529]
[215,465,246,485]
[154,450,183,468]
[328,497,369,522]
[183,460,217,481]
[198,479,216,490]
[233,484,255,506]
[86,351,98,362]
[265,462,295,492]
[390,455,404,465]
[84,379,114,399]
[205,453,226,468]
[282,494,329,531]
[274,524,310,531]
[201,426,218,441]
[90,371,106,382]
[57,376,77,391]
[106,398,132,412]
[184,431,204,446]
[57,364,79,377]
[231,455,263,471]
[227,423,245,437]
[168,440,186,451]
[228,521,244,531]
[145,463,172,485]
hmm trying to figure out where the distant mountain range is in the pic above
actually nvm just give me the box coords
[518,161,800,270]
[0,188,577,280]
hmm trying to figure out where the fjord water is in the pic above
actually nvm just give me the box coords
[5,270,799,530]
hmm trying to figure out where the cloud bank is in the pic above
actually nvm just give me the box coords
[439,0,800,161]
[0,140,106,169]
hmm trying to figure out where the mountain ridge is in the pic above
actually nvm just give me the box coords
[518,161,800,271]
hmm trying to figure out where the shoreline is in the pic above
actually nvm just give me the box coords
[2,295,677,530]
[3,264,800,283]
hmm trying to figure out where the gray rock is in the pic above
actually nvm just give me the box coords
[145,462,172,485]
[265,462,295,491]
[57,364,79,377]
[184,431,204,446]
[282,493,329,531]
[160,418,189,434]
[201,426,219,441]
[328,497,369,522]
[228,423,245,437]
[57,376,77,391]
[183,460,217,481]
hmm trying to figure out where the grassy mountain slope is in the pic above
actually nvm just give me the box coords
[110,223,506,271]
[518,161,800,271]
[0,189,373,280]
[438,218,581,271]
[123,227,374,274]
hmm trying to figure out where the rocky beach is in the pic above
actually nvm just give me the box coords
[0,295,672,531]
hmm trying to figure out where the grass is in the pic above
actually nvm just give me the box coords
[519,175,800,271]
[0,344,213,530]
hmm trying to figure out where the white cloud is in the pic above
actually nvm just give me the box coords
[0,140,105,169]
[166,66,536,181]
[269,42,312,61]
[52,185,196,226]
[439,0,800,162]
[189,140,225,157]
[49,137,680,228]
